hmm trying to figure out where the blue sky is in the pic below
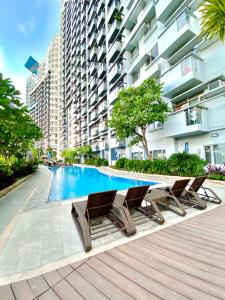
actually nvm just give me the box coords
[0,0,60,101]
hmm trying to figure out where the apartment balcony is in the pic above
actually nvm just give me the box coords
[75,125,81,133]
[89,77,98,91]
[159,11,200,60]
[108,21,121,44]
[88,33,97,48]
[97,11,105,29]
[109,63,123,84]
[81,68,86,79]
[92,143,100,152]
[90,110,98,121]
[81,107,87,116]
[98,46,106,62]
[88,19,97,36]
[155,0,184,24]
[108,84,125,104]
[110,137,125,148]
[89,47,98,62]
[98,63,106,79]
[81,56,86,67]
[81,80,86,91]
[107,0,121,24]
[89,93,98,106]
[82,133,87,141]
[145,57,161,78]
[81,119,87,128]
[89,62,97,75]
[81,44,86,54]
[91,126,99,137]
[108,41,122,63]
[81,91,86,103]
[99,120,107,132]
[162,54,204,98]
[98,81,107,96]
[97,27,106,46]
[97,0,105,15]
[164,106,209,138]
[88,5,97,22]
[98,100,107,115]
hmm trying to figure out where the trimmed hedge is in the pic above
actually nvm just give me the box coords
[115,152,207,177]
[0,156,38,190]
[84,157,108,167]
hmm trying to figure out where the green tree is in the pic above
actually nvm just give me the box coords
[61,148,78,164]
[0,73,42,158]
[77,145,92,156]
[108,77,170,159]
[200,0,225,42]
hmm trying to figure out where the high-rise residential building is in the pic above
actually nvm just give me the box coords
[25,75,38,108]
[29,35,62,158]
[61,0,225,165]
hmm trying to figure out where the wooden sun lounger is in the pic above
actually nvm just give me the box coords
[145,179,190,217]
[71,190,136,252]
[186,176,222,204]
[115,185,165,225]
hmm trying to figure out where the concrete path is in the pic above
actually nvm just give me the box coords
[0,165,224,284]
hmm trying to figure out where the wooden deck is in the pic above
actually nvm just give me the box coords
[1,205,225,300]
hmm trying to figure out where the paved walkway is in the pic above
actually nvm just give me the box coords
[0,165,224,284]
[1,204,225,300]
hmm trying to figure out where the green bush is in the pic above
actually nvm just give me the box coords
[114,152,206,177]
[84,157,108,167]
[167,152,206,177]
[0,156,38,190]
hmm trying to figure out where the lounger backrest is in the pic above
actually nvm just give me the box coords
[124,185,150,209]
[189,176,206,192]
[170,179,190,197]
[86,190,117,219]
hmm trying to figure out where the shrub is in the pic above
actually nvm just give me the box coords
[167,152,206,177]
[84,157,108,167]
[114,152,207,177]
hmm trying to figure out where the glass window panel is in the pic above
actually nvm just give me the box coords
[213,144,225,164]
[176,13,188,31]
[205,146,212,163]
[181,57,192,76]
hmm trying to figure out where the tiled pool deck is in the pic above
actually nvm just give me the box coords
[0,165,224,287]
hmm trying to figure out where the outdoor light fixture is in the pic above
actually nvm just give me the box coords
[210,132,219,137]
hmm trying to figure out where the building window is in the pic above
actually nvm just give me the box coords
[149,150,166,160]
[185,107,202,126]
[204,144,225,164]
[132,152,143,160]
[149,121,163,131]
[146,44,159,66]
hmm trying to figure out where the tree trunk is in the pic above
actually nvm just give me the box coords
[140,127,151,160]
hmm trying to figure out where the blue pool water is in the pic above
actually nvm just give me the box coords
[48,166,158,201]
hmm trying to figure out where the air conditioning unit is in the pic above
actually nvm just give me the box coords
[208,80,225,91]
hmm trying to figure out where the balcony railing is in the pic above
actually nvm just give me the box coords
[162,54,204,98]
[89,93,98,106]
[98,101,107,114]
[108,41,122,63]
[98,81,107,96]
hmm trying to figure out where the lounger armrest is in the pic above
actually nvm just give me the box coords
[71,202,86,218]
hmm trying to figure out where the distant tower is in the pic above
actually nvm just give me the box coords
[25,75,38,109]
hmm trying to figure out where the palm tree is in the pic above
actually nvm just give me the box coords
[200,0,225,42]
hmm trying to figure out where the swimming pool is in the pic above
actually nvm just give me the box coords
[48,166,158,201]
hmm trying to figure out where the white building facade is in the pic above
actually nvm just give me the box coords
[29,36,62,158]
[61,0,225,165]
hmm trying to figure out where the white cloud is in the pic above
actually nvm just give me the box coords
[17,21,35,36]
[11,76,27,104]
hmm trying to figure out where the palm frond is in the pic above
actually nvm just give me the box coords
[200,0,225,42]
